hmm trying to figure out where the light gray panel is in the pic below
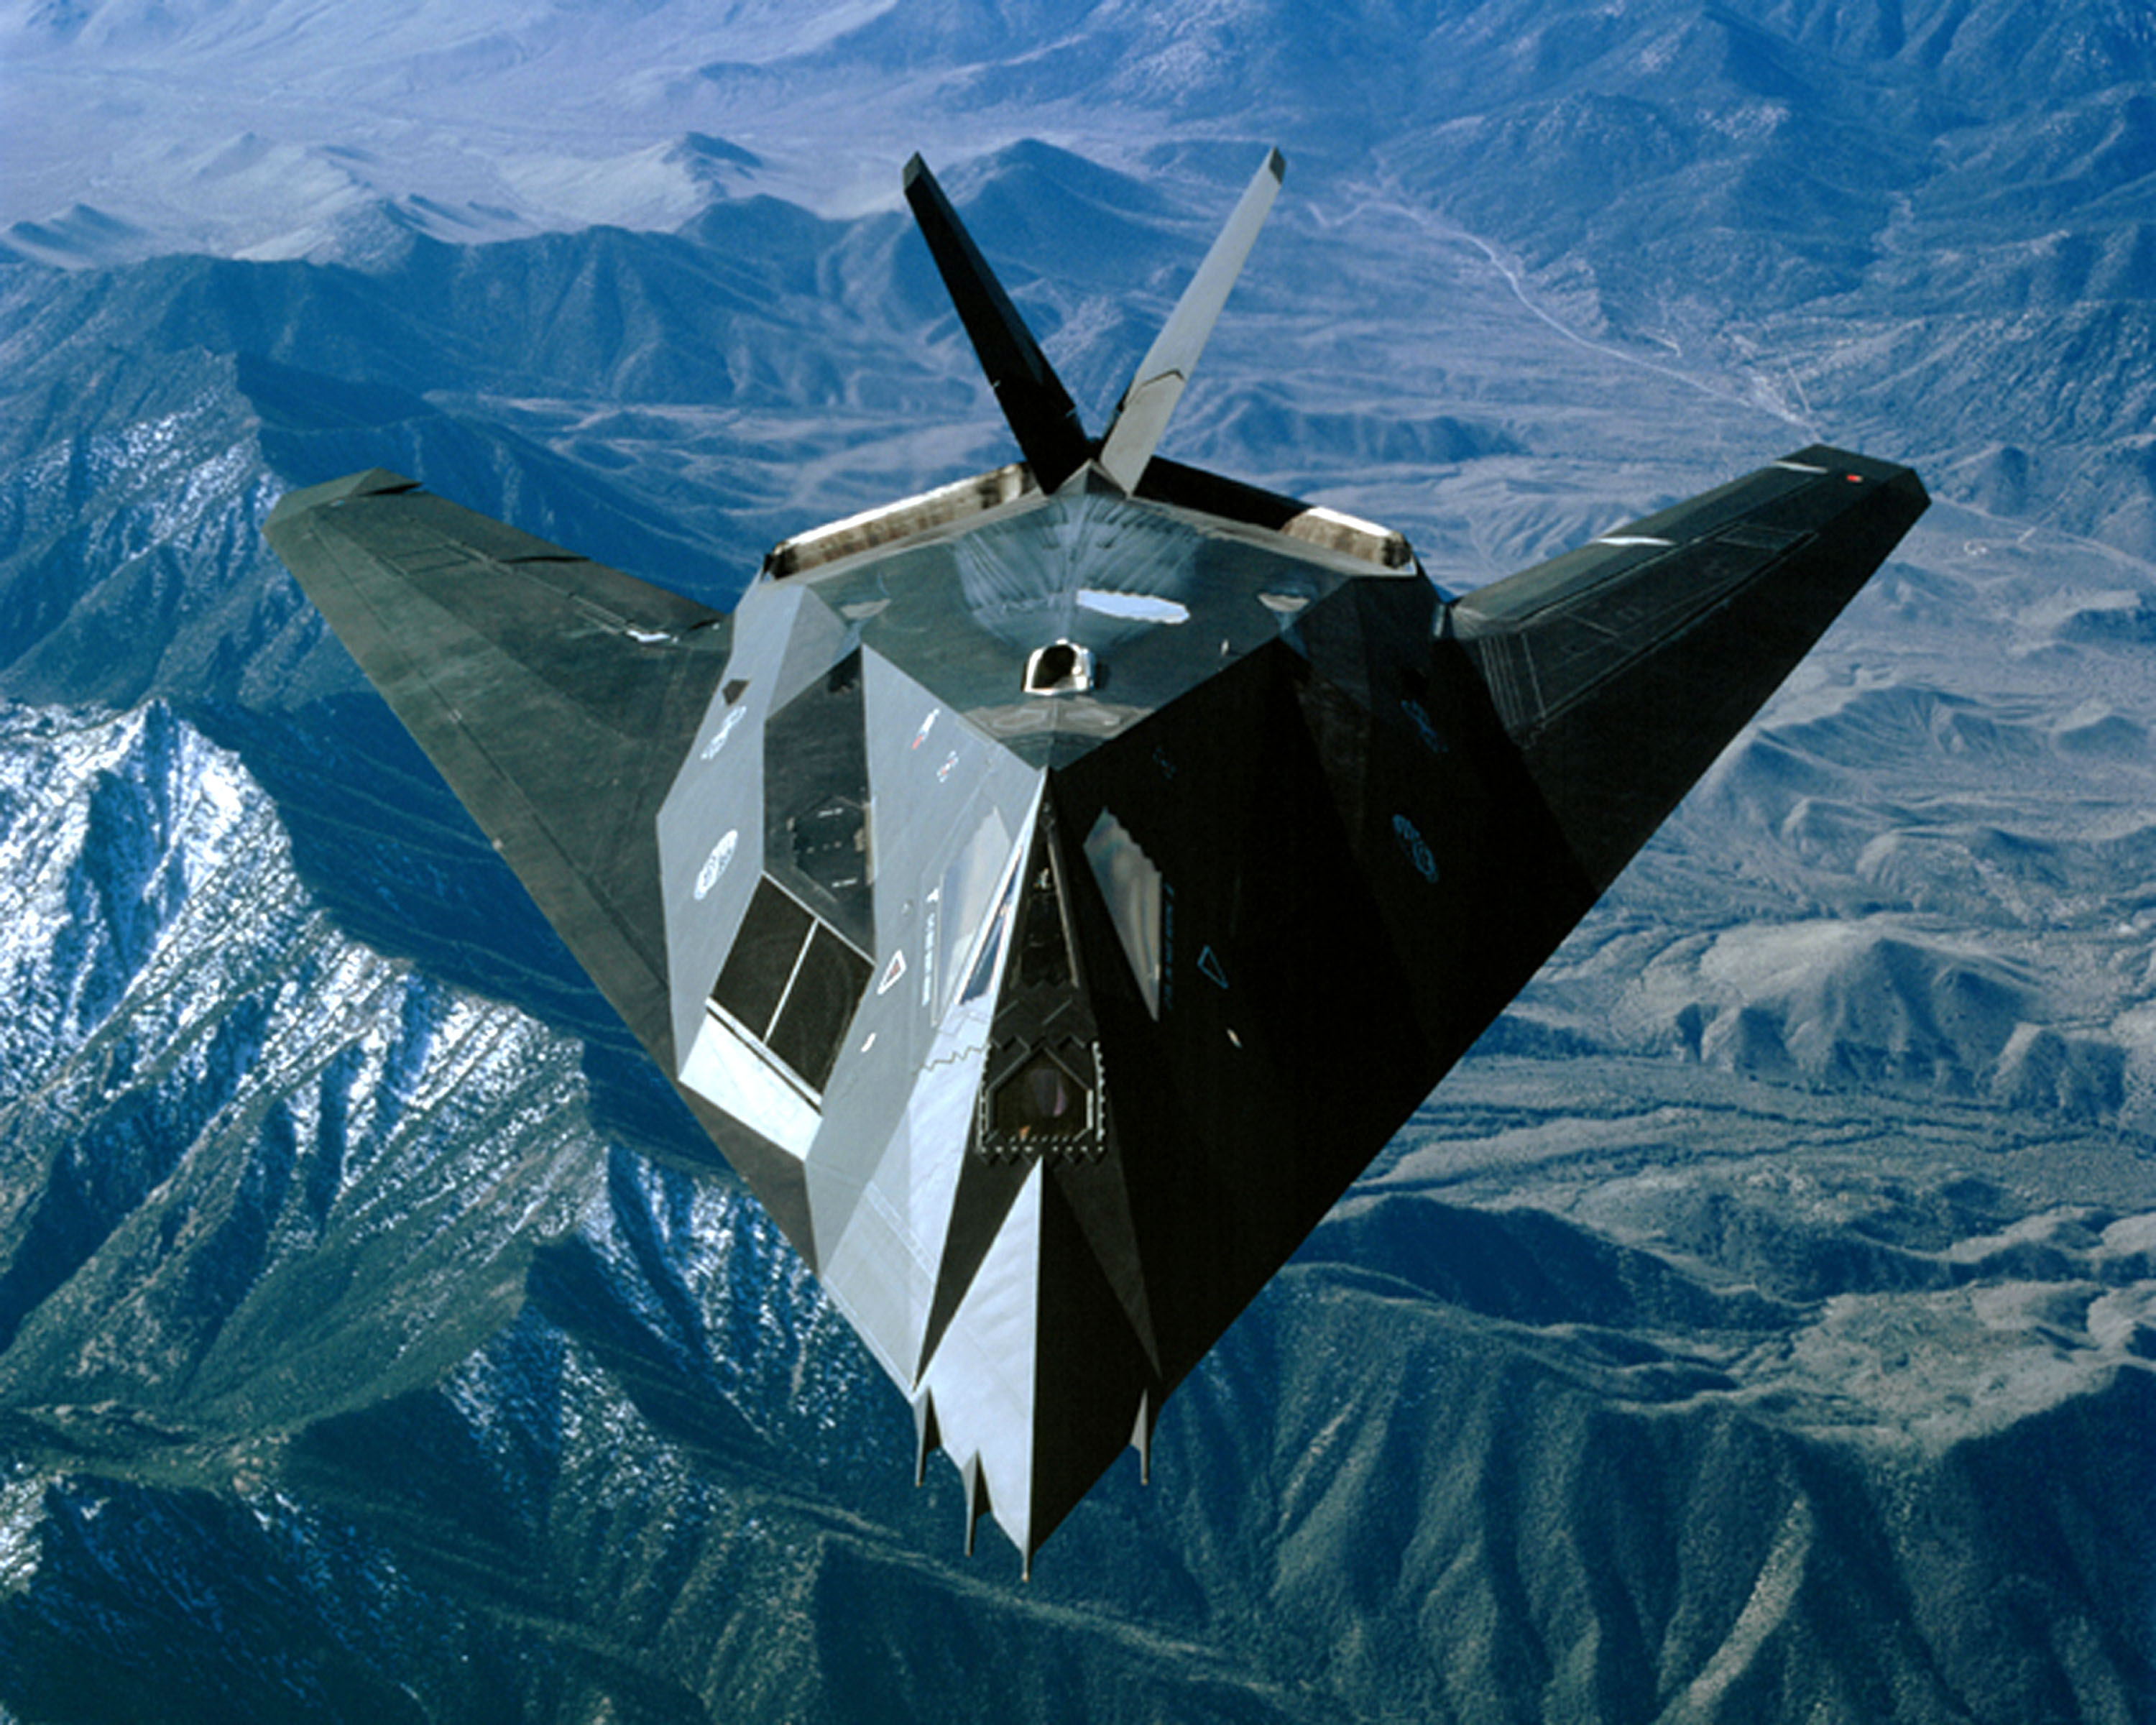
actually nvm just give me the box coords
[656,581,819,1086]
[916,1159,1044,1550]
[860,650,1042,1076]
[815,1028,995,1381]
[1083,809,1164,1018]
[762,578,856,715]
[802,655,1042,1259]
[813,1105,921,1384]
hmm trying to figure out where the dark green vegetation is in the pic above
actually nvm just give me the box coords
[0,0,2151,1716]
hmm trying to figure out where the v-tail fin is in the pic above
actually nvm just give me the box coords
[1097,147,1285,494]
[903,154,1094,490]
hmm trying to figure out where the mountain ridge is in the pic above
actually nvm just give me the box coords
[0,4,2150,1715]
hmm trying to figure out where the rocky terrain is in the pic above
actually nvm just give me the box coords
[0,1,2149,1719]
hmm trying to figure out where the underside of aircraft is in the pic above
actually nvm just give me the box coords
[264,149,1928,1572]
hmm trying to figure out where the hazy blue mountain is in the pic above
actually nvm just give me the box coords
[0,1,2150,1719]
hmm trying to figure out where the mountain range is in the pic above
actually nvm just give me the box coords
[0,1,2149,1719]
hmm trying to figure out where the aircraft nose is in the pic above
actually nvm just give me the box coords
[908,788,1164,1570]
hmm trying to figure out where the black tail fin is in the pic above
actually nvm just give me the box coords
[903,155,1093,490]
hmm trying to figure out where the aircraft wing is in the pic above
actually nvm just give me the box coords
[1450,443,1929,892]
[262,467,732,1072]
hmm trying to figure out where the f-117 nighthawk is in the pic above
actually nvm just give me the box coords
[265,149,1927,1573]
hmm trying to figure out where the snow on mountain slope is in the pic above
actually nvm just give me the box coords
[0,702,595,1402]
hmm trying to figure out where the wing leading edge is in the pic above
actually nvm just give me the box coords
[1450,444,1929,892]
[263,468,732,1074]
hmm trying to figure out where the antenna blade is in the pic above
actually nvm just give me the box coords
[1097,147,1284,494]
[903,154,1093,490]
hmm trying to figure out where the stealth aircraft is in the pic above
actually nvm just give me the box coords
[264,151,1928,1570]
